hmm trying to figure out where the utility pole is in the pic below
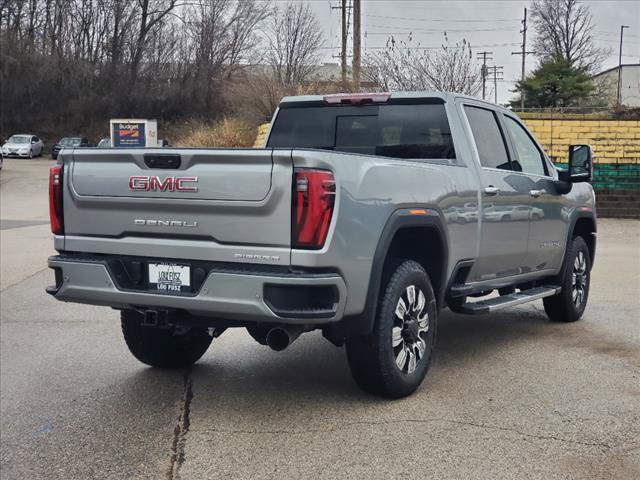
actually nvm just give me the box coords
[487,66,504,104]
[352,0,361,90]
[617,25,629,106]
[341,0,347,87]
[511,7,536,110]
[332,1,352,89]
[476,51,493,100]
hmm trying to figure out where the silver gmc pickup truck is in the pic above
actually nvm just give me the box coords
[47,92,596,398]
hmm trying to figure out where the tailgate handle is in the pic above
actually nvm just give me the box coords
[144,154,181,169]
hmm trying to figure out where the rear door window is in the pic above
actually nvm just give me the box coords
[268,102,456,160]
[463,105,511,170]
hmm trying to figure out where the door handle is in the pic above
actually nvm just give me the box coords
[530,189,544,198]
[484,186,500,196]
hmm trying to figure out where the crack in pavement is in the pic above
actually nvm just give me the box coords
[196,417,612,451]
[0,267,49,292]
[167,369,194,480]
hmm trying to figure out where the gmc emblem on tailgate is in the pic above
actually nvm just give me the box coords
[129,176,198,192]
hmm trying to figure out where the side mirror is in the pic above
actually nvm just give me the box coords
[567,144,592,183]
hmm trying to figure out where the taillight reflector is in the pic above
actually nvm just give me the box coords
[293,170,335,249]
[49,166,64,234]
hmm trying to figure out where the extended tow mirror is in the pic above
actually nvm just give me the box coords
[568,144,593,183]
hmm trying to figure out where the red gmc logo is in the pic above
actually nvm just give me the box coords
[129,176,198,192]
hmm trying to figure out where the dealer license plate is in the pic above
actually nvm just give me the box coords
[148,263,191,293]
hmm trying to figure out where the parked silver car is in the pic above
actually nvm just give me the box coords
[2,134,44,158]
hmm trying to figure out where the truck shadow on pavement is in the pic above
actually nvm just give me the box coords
[182,306,557,405]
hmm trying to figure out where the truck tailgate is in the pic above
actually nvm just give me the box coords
[61,148,293,266]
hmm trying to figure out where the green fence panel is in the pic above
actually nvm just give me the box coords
[553,162,640,190]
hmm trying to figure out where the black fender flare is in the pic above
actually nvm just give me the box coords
[328,207,449,341]
[560,209,597,277]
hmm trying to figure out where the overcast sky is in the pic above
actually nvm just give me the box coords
[305,0,640,104]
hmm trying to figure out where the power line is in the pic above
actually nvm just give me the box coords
[352,42,520,51]
[593,36,640,46]
[363,24,515,34]
[363,13,519,23]
[595,29,640,39]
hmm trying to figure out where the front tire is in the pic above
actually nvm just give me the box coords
[121,310,213,368]
[346,260,437,398]
[543,236,591,322]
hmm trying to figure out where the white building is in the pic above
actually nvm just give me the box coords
[591,64,640,107]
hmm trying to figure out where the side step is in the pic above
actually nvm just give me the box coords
[455,286,561,315]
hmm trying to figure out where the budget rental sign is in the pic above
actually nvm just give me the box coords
[112,121,146,147]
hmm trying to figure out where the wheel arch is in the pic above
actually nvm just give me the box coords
[572,215,596,266]
[325,208,449,342]
[555,211,596,283]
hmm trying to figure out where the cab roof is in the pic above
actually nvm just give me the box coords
[279,91,512,115]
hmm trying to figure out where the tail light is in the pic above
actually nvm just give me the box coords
[293,170,335,249]
[49,166,64,234]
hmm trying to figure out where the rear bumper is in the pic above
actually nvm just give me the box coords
[47,255,347,325]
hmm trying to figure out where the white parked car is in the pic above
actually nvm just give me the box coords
[2,134,44,158]
[485,204,531,222]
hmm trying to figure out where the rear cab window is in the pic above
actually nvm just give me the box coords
[267,99,456,161]
[463,105,511,170]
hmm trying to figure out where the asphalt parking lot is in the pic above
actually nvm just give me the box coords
[1,159,639,480]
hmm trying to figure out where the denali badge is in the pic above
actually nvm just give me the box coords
[135,219,198,227]
[129,175,198,192]
[234,253,281,262]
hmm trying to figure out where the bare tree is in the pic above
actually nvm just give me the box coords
[531,0,608,72]
[266,1,323,90]
[186,0,270,113]
[130,0,179,83]
[0,0,283,136]
[364,34,482,95]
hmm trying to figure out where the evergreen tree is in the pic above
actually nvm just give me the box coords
[512,57,594,108]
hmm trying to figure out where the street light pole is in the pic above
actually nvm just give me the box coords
[617,25,629,107]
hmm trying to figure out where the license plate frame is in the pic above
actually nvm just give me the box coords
[148,263,191,293]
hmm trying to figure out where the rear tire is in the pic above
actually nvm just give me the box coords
[346,260,437,398]
[543,236,591,323]
[121,310,213,368]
